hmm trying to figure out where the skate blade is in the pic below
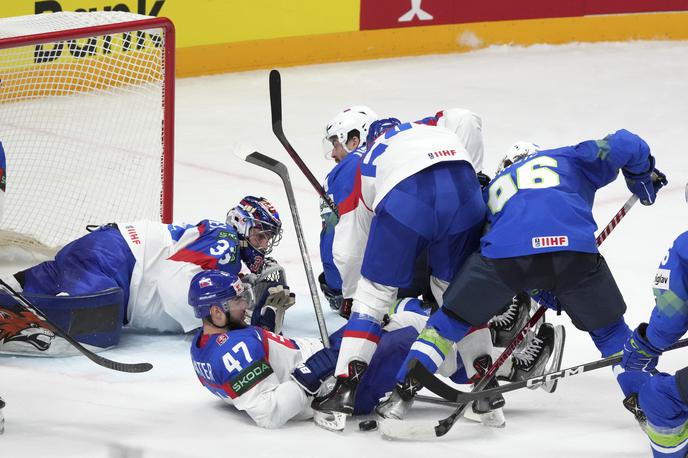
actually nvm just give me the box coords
[541,325,566,394]
[313,410,347,432]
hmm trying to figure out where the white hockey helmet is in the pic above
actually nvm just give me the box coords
[323,105,378,157]
[496,141,540,174]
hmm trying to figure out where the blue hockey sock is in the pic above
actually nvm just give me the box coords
[589,317,631,357]
[638,373,688,457]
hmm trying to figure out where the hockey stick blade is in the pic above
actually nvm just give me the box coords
[0,279,152,373]
[429,336,688,405]
[268,70,338,216]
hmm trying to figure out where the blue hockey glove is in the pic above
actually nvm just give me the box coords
[622,155,667,206]
[290,347,338,395]
[621,323,663,372]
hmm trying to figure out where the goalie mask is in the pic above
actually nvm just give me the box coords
[323,105,378,158]
[188,270,253,328]
[226,196,283,274]
[496,141,541,175]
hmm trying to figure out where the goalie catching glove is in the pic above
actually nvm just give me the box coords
[251,284,296,334]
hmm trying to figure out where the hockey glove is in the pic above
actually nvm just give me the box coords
[621,323,663,372]
[622,155,667,206]
[318,272,343,312]
[291,347,338,395]
[476,171,492,191]
[529,289,559,312]
[252,284,296,333]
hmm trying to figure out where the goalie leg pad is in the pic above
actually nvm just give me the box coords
[0,288,123,356]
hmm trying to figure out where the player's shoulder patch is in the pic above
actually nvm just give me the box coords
[653,268,671,290]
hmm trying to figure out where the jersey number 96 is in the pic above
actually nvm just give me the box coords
[488,156,560,214]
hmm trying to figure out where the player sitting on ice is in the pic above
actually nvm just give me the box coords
[383,131,667,421]
[619,215,688,458]
[0,196,292,355]
[189,269,564,430]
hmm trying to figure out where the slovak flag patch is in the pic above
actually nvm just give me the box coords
[199,277,213,288]
[532,236,569,249]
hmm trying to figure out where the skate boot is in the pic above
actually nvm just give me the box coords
[375,375,422,420]
[471,354,506,414]
[468,355,506,428]
[509,322,556,389]
[489,292,530,348]
[311,360,367,415]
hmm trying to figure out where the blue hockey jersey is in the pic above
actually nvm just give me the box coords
[320,149,364,291]
[481,129,652,258]
[646,230,688,350]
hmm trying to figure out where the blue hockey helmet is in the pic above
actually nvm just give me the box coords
[188,270,251,320]
[366,117,402,150]
[226,196,283,273]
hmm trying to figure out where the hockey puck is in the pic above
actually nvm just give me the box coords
[358,419,378,431]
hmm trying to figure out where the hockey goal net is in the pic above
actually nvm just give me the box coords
[0,12,174,255]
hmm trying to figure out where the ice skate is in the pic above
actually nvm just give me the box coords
[311,360,367,415]
[509,323,557,388]
[490,292,530,348]
[469,354,506,427]
[375,376,421,420]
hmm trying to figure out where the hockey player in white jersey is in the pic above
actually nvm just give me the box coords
[189,271,559,429]
[312,117,490,417]
[0,196,288,355]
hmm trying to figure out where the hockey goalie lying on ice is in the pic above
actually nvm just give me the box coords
[0,196,289,356]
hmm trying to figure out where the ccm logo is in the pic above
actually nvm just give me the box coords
[532,236,568,248]
[427,149,457,160]
[526,366,585,388]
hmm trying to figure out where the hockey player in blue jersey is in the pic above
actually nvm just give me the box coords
[189,270,559,429]
[0,196,287,354]
[384,129,668,417]
[620,223,688,457]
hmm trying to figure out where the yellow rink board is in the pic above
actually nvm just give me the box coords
[176,12,688,77]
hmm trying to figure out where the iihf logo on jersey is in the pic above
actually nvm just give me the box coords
[532,236,569,249]
[427,149,457,160]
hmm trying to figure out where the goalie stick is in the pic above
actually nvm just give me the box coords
[269,69,338,217]
[0,278,153,373]
[245,151,330,348]
[380,193,640,440]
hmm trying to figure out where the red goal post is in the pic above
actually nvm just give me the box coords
[0,12,174,255]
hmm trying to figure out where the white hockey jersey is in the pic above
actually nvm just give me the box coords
[119,219,244,333]
[332,123,474,298]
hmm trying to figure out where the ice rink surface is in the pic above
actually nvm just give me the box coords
[2,40,688,457]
